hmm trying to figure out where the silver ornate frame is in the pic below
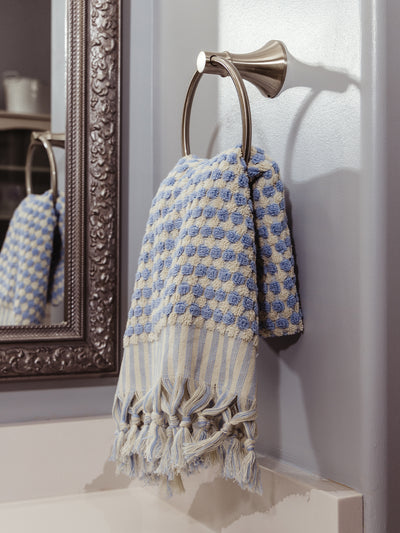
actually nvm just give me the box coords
[0,0,121,381]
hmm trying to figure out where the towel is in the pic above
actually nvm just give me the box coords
[111,146,303,494]
[0,190,65,325]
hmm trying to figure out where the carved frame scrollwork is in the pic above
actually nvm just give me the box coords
[0,0,121,381]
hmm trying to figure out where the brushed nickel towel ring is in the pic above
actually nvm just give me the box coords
[181,40,288,164]
[25,131,65,205]
[182,55,252,164]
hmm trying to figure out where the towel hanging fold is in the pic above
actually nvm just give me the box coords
[111,43,302,495]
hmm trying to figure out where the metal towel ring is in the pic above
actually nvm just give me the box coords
[182,55,252,164]
[25,131,65,205]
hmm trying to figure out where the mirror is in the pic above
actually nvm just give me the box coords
[0,0,64,326]
[0,0,121,380]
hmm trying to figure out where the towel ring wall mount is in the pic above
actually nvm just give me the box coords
[182,40,287,163]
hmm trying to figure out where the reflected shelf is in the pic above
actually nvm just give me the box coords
[0,110,50,131]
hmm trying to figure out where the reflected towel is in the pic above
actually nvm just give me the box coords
[111,146,303,495]
[0,190,64,325]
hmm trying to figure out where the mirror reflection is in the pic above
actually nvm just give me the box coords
[0,0,65,325]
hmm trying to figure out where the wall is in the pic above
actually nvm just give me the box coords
[385,2,400,530]
[215,1,388,532]
[152,1,218,183]
[217,0,362,483]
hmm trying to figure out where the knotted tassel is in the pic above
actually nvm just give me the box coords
[184,420,233,464]
[155,415,180,478]
[145,382,166,463]
[194,414,210,442]
[184,406,257,464]
[240,416,262,493]
[120,413,141,458]
[155,378,185,477]
[112,422,130,464]
[170,383,212,471]
[133,412,151,455]
[223,433,241,480]
[240,437,261,494]
[170,416,192,470]
[182,394,235,465]
[145,412,167,464]
[193,415,220,468]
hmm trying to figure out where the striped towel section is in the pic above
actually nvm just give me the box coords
[0,190,64,325]
[111,146,303,494]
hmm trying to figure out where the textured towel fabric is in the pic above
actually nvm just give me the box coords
[0,190,64,325]
[111,146,303,494]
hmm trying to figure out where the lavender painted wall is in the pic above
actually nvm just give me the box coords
[215,1,389,532]
[1,2,398,532]
[217,0,362,484]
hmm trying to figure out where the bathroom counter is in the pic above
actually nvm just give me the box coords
[0,417,363,533]
[0,487,212,533]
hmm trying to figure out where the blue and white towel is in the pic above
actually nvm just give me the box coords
[111,146,303,494]
[0,190,64,325]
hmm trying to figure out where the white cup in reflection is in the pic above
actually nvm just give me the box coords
[3,72,50,115]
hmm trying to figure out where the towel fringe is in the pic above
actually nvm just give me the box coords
[111,378,261,494]
[110,391,136,461]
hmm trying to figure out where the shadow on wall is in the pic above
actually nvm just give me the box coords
[258,165,361,464]
[284,50,359,94]
[255,53,362,485]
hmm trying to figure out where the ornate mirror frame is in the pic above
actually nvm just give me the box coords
[0,0,121,381]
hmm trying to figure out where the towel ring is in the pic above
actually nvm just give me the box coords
[182,55,252,164]
[25,131,65,205]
